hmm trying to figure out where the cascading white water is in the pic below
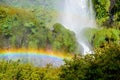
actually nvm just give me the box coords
[60,0,96,55]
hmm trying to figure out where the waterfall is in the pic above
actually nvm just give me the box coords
[60,0,96,54]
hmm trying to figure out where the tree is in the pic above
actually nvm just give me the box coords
[109,0,117,25]
[93,0,120,27]
[91,44,120,80]
[60,44,120,80]
[59,55,90,80]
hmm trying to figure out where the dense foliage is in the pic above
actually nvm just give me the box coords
[91,28,120,47]
[85,28,120,48]
[0,5,77,53]
[0,60,60,80]
[0,0,120,79]
[0,44,120,80]
[59,44,120,80]
[93,0,120,27]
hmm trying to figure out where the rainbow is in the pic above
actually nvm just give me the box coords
[0,48,73,67]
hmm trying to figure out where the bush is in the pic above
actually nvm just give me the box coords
[91,28,120,47]
[0,60,60,80]
[60,44,120,80]
[52,23,77,53]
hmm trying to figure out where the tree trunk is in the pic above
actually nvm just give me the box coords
[109,0,116,25]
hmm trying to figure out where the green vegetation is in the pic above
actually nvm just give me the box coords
[91,28,120,47]
[93,0,120,27]
[59,44,120,80]
[52,23,77,52]
[0,5,77,53]
[85,28,120,48]
[0,44,120,80]
[0,60,60,80]
[0,0,120,79]
[88,0,120,48]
